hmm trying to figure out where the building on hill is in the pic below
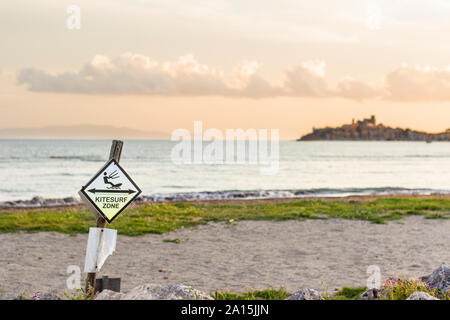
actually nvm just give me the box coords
[298,116,450,141]
[358,115,376,127]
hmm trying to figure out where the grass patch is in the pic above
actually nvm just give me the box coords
[212,282,450,300]
[163,238,181,244]
[327,287,367,300]
[0,198,449,236]
[425,213,449,219]
[212,288,291,300]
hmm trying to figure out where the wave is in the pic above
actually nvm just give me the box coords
[137,187,450,202]
[49,155,103,162]
[404,155,450,158]
[313,155,450,159]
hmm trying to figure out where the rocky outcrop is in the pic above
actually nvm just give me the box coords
[5,265,449,301]
[406,292,439,300]
[298,116,450,141]
[0,196,80,208]
[0,292,60,300]
[95,290,124,300]
[95,284,214,300]
[31,292,61,300]
[285,289,323,300]
[358,288,387,300]
[0,294,28,300]
[420,265,450,295]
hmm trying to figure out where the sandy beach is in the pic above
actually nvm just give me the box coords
[1,215,449,296]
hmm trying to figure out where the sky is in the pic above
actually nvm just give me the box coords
[1,0,450,139]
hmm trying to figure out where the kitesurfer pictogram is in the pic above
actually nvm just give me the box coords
[103,170,122,189]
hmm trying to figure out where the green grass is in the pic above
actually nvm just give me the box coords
[213,282,450,300]
[0,198,449,236]
[212,288,291,300]
[326,287,368,300]
[163,238,181,244]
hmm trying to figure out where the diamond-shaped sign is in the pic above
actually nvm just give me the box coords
[80,159,142,223]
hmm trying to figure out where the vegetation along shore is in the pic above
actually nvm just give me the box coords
[1,195,449,236]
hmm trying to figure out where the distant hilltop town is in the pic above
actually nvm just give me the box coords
[298,116,450,141]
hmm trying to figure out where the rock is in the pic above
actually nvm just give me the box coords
[0,292,60,300]
[30,196,45,205]
[285,289,323,300]
[95,284,214,300]
[420,265,450,294]
[95,290,125,300]
[358,288,379,300]
[124,284,213,300]
[0,294,29,300]
[358,288,389,300]
[63,197,79,204]
[406,292,439,300]
[31,292,60,300]
[0,196,81,209]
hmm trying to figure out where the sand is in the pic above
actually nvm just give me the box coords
[1,216,450,296]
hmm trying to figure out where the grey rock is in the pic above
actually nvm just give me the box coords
[420,265,450,294]
[96,284,213,300]
[406,292,439,300]
[63,197,79,204]
[32,292,60,300]
[358,288,388,300]
[0,292,60,300]
[285,289,323,300]
[95,290,125,300]
[0,196,81,209]
[0,294,29,300]
[30,196,45,205]
[358,288,379,300]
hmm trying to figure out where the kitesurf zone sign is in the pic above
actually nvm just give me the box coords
[80,159,142,223]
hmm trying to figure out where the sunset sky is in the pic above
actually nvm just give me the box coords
[1,0,450,139]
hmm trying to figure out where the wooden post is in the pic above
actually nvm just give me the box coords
[85,140,123,294]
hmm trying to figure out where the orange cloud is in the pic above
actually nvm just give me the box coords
[385,65,450,101]
[16,53,450,102]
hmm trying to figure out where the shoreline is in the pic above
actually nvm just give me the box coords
[2,192,450,213]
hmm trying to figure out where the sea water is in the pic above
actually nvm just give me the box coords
[1,140,449,203]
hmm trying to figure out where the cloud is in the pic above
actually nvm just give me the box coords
[17,53,281,98]
[334,77,381,101]
[283,61,329,97]
[16,54,339,98]
[384,64,450,101]
[17,53,450,101]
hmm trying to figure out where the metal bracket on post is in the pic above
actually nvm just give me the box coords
[95,275,121,294]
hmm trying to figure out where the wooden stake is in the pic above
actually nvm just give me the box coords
[85,140,123,294]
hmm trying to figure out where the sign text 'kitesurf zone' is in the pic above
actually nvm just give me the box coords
[80,159,141,223]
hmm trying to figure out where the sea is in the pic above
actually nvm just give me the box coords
[1,140,449,205]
